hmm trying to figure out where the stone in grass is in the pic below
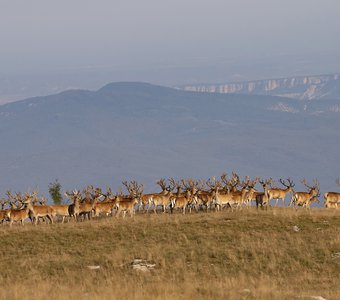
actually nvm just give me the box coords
[131,259,156,272]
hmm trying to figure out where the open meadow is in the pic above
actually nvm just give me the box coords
[0,208,339,300]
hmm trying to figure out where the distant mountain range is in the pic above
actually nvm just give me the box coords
[0,82,339,199]
[181,73,340,100]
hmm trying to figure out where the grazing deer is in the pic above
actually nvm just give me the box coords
[290,179,320,209]
[267,178,295,206]
[324,179,340,208]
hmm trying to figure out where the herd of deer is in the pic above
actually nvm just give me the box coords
[0,174,339,226]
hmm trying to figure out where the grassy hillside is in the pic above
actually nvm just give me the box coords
[0,208,339,300]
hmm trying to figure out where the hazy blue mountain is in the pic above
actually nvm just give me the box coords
[0,82,339,201]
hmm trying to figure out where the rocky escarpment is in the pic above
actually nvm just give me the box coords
[182,74,340,100]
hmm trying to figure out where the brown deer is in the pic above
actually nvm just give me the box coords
[0,198,9,224]
[267,178,295,206]
[256,178,273,210]
[147,179,173,214]
[170,179,197,214]
[6,194,30,227]
[115,181,143,217]
[290,179,320,209]
[66,190,81,221]
[324,179,340,208]
[24,192,55,225]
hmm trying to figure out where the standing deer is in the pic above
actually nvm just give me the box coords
[267,178,295,206]
[290,179,320,209]
[256,178,273,210]
[114,181,143,218]
[24,192,55,225]
[66,190,81,221]
[324,179,340,208]
[147,179,173,214]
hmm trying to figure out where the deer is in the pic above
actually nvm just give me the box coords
[24,192,55,225]
[231,176,258,209]
[267,178,295,206]
[93,187,116,217]
[147,179,173,214]
[193,180,214,212]
[49,195,70,223]
[207,178,236,211]
[138,179,168,213]
[0,198,10,224]
[66,190,81,221]
[5,193,30,227]
[114,181,143,217]
[170,179,197,214]
[290,179,320,209]
[255,178,273,210]
[324,179,340,208]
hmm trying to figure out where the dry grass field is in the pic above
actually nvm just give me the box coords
[0,208,339,300]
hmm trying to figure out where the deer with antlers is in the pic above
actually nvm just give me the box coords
[193,180,214,212]
[5,192,30,227]
[170,179,197,214]
[267,178,295,206]
[147,179,173,214]
[92,187,116,217]
[231,176,258,209]
[23,192,55,225]
[65,190,81,221]
[207,178,236,211]
[138,180,171,213]
[324,179,340,209]
[290,179,320,208]
[114,181,143,217]
[255,178,273,210]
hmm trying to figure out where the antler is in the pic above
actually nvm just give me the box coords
[196,179,207,191]
[169,178,180,192]
[220,173,229,187]
[156,178,168,191]
[301,179,313,189]
[123,181,144,197]
[259,178,273,187]
[279,178,295,188]
[122,181,133,195]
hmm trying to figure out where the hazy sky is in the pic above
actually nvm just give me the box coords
[1,0,340,80]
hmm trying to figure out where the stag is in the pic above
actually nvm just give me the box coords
[255,178,273,210]
[290,179,320,209]
[114,181,144,217]
[147,179,173,214]
[66,190,81,221]
[170,179,197,214]
[267,178,295,206]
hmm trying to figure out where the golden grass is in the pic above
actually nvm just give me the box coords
[0,208,339,300]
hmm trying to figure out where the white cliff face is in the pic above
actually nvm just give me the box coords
[182,74,340,100]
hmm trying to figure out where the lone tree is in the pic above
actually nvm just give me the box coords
[48,179,63,205]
